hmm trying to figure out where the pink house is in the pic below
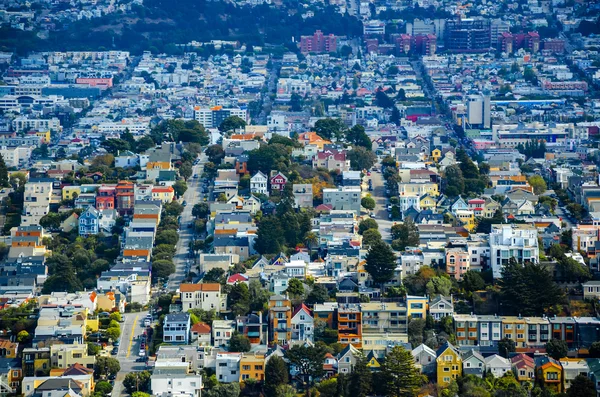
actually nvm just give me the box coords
[445,247,470,280]
[270,172,288,191]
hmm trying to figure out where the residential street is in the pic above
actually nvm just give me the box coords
[167,162,204,291]
[112,310,150,397]
[368,162,393,243]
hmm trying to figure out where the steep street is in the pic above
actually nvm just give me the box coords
[368,161,393,243]
[112,310,149,397]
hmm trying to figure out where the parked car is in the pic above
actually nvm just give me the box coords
[139,349,146,357]
[111,347,118,355]
[135,357,146,362]
[113,340,120,347]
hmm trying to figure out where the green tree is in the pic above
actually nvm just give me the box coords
[365,240,396,286]
[408,318,425,347]
[229,331,251,352]
[179,163,193,181]
[218,116,247,133]
[105,327,121,340]
[152,260,175,280]
[349,354,373,397]
[156,230,179,246]
[567,374,596,397]
[361,196,376,211]
[286,344,327,386]
[192,203,210,219]
[317,378,338,397]
[95,381,113,396]
[425,276,452,297]
[109,312,122,322]
[358,218,378,234]
[227,282,250,316]
[249,279,271,312]
[123,371,151,393]
[348,146,377,171]
[285,278,305,298]
[203,268,225,283]
[306,284,329,305]
[346,124,371,149]
[390,218,420,251]
[461,271,486,292]
[264,355,288,397]
[314,118,345,141]
[498,337,516,358]
[206,144,225,164]
[254,216,285,254]
[95,356,121,376]
[527,175,547,195]
[39,213,62,230]
[362,228,382,247]
[131,393,150,397]
[16,330,29,343]
[444,164,465,196]
[173,180,188,197]
[546,338,568,360]
[381,345,425,397]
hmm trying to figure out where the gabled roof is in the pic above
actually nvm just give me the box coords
[62,363,93,376]
[191,322,211,334]
[412,343,436,357]
[462,349,485,363]
[227,273,249,284]
[337,344,360,360]
[436,341,460,358]
[292,303,313,319]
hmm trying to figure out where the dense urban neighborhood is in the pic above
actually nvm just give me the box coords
[1,0,600,396]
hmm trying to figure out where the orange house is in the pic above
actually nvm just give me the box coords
[337,305,362,348]
[268,295,292,345]
[298,132,332,149]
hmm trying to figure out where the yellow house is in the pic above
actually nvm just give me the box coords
[62,186,82,201]
[151,186,175,203]
[419,194,437,211]
[454,210,475,231]
[0,339,18,358]
[398,182,439,197]
[406,295,428,319]
[28,130,51,143]
[365,352,382,370]
[239,353,266,382]
[436,342,462,386]
[431,148,442,162]
[501,316,527,348]
[22,347,51,377]
[535,356,563,393]
[50,344,96,370]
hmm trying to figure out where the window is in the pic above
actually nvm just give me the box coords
[444,367,450,372]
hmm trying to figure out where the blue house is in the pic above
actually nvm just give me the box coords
[163,313,191,344]
[79,206,100,237]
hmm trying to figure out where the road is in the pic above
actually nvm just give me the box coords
[555,205,575,229]
[112,310,150,397]
[367,162,393,243]
[167,162,204,291]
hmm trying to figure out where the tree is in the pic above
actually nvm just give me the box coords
[498,337,516,358]
[193,203,210,219]
[348,147,377,171]
[227,282,250,316]
[306,284,329,305]
[528,175,547,195]
[204,383,241,397]
[285,278,305,298]
[219,116,247,133]
[16,330,29,343]
[39,213,62,230]
[286,345,327,385]
[229,331,251,352]
[304,231,319,253]
[425,276,452,297]
[131,393,150,397]
[461,271,485,292]
[123,371,151,393]
[248,279,271,312]
[264,356,288,397]
[375,89,394,108]
[179,163,193,181]
[567,374,596,397]
[95,357,121,376]
[390,218,420,251]
[152,260,175,280]
[109,312,122,322]
[95,381,113,396]
[408,318,425,347]
[444,165,465,196]
[589,341,600,358]
[346,125,371,149]
[173,180,188,197]
[156,230,179,246]
[381,346,424,397]
[349,354,372,397]
[254,216,285,254]
[105,327,121,340]
[206,144,226,164]
[546,338,568,360]
[362,229,382,247]
[361,196,376,211]
[203,268,225,283]
[365,240,396,286]
[358,218,378,234]
[314,118,345,141]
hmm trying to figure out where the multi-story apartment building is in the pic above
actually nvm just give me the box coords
[163,313,191,344]
[489,224,539,278]
[179,283,226,312]
[215,353,242,383]
[50,344,95,370]
[299,30,337,54]
[268,295,292,345]
[361,301,408,353]
[323,187,361,214]
[23,178,54,227]
[193,106,247,129]
[337,293,363,348]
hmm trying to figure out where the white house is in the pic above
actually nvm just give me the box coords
[179,283,226,312]
[484,354,511,378]
[411,344,437,375]
[151,361,203,397]
[250,171,268,195]
[429,296,454,320]
[212,320,235,348]
[215,352,242,383]
[291,303,314,343]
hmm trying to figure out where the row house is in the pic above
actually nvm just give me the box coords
[179,283,227,313]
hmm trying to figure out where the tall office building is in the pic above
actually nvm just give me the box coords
[466,93,491,129]
[444,18,491,53]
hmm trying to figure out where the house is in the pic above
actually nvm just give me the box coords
[60,212,79,233]
[179,283,226,312]
[269,295,292,345]
[485,354,511,378]
[236,313,268,345]
[291,303,314,343]
[337,344,361,374]
[215,353,242,383]
[191,322,211,346]
[462,349,485,377]
[429,296,454,320]
[412,344,437,375]
[163,313,191,344]
[436,342,462,386]
[212,320,235,348]
[293,184,313,208]
[250,172,268,195]
[270,273,291,295]
[323,353,338,377]
[151,186,175,203]
[587,359,600,397]
[312,149,351,172]
[511,353,535,383]
[227,273,249,285]
[582,280,600,300]
[323,187,361,214]
[78,206,100,236]
[21,372,94,397]
[213,235,251,261]
[239,353,266,382]
[151,361,203,397]
[535,356,563,393]
[270,172,288,191]
[50,344,95,370]
[560,358,589,391]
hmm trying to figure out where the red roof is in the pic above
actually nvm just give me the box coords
[293,303,313,318]
[315,204,333,212]
[227,273,249,283]
[191,322,211,334]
